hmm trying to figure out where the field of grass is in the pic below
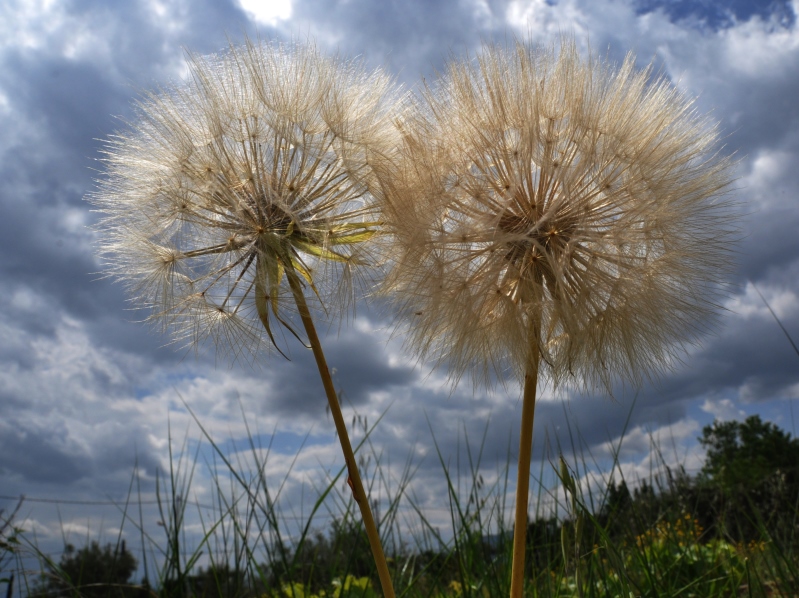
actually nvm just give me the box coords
[2,408,798,598]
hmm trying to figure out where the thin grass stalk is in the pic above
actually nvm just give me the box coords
[133,459,151,589]
[510,313,541,598]
[239,415,298,578]
[364,436,419,561]
[425,416,474,593]
[285,268,395,598]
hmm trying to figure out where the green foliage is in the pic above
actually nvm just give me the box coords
[266,574,378,598]
[33,540,143,598]
[698,415,799,543]
[596,513,750,597]
[285,518,374,592]
[700,415,799,491]
[160,563,252,598]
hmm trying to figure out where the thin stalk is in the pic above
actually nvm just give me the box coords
[510,311,541,598]
[285,269,395,598]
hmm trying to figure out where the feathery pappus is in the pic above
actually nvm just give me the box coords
[90,39,399,363]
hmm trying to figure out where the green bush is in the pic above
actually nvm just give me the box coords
[32,540,144,598]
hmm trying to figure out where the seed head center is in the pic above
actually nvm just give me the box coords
[258,201,295,237]
[499,211,569,258]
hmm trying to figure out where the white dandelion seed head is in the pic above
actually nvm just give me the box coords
[89,38,402,364]
[378,37,739,393]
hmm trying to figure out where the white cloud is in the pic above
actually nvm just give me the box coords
[0,0,115,64]
[0,0,64,52]
[17,517,53,537]
[467,0,498,29]
[725,281,799,321]
[719,9,799,78]
[700,397,746,421]
[237,0,293,26]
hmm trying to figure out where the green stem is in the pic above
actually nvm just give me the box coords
[285,269,396,598]
[510,315,541,598]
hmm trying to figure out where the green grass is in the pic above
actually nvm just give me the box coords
[3,408,798,598]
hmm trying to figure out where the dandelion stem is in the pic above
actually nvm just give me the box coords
[510,312,541,598]
[285,268,396,598]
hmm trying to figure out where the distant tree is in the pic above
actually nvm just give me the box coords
[698,415,799,542]
[700,415,799,490]
[34,540,145,598]
[524,515,564,573]
[598,480,634,540]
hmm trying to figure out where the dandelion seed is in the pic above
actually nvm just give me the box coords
[377,37,737,597]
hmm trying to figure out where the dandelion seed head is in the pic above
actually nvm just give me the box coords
[379,38,738,392]
[90,39,400,363]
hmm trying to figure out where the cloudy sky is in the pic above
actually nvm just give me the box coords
[2,0,799,583]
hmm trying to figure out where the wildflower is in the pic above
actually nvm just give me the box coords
[377,38,736,597]
[89,38,399,597]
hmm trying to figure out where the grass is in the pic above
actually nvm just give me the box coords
[3,403,798,598]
